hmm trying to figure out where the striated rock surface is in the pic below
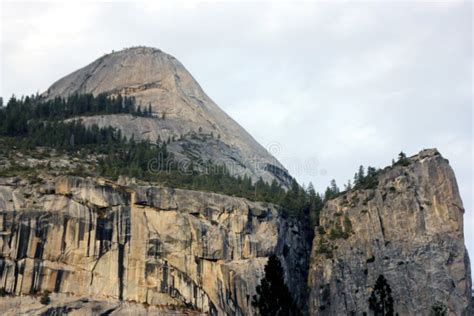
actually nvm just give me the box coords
[0,175,310,315]
[308,149,472,315]
[43,47,291,186]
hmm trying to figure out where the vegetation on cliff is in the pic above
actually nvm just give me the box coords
[0,94,328,222]
[0,94,403,225]
[252,255,300,316]
[0,93,149,128]
[369,275,394,316]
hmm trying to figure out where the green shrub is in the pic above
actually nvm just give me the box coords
[316,239,333,259]
[329,222,350,240]
[318,226,326,235]
[40,290,51,305]
[343,216,352,236]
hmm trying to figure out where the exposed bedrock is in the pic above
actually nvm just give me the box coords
[0,176,310,315]
[308,149,471,315]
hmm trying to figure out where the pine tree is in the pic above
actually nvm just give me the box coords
[369,275,394,316]
[367,166,377,177]
[307,182,323,226]
[344,180,352,191]
[364,166,379,189]
[357,165,365,185]
[252,255,299,316]
[324,179,339,201]
[330,179,339,194]
[396,151,410,166]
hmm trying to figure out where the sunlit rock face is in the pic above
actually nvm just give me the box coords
[308,149,472,315]
[0,176,310,315]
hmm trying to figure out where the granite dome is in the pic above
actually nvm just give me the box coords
[43,47,291,186]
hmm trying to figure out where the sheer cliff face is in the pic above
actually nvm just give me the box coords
[0,176,309,315]
[42,47,291,186]
[308,149,471,315]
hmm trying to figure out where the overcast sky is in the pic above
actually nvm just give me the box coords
[1,0,472,270]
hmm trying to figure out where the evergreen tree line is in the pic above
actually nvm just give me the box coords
[0,94,332,222]
[345,152,411,192]
[352,165,379,190]
[325,164,381,198]
[343,152,411,193]
[0,93,152,137]
[6,120,124,149]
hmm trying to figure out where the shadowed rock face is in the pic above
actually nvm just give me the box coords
[308,149,472,315]
[0,176,310,315]
[43,47,291,186]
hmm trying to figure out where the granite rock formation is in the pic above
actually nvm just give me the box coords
[43,47,291,186]
[0,175,310,315]
[308,149,471,315]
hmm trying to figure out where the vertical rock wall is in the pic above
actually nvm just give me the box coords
[308,149,471,315]
[0,176,309,315]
